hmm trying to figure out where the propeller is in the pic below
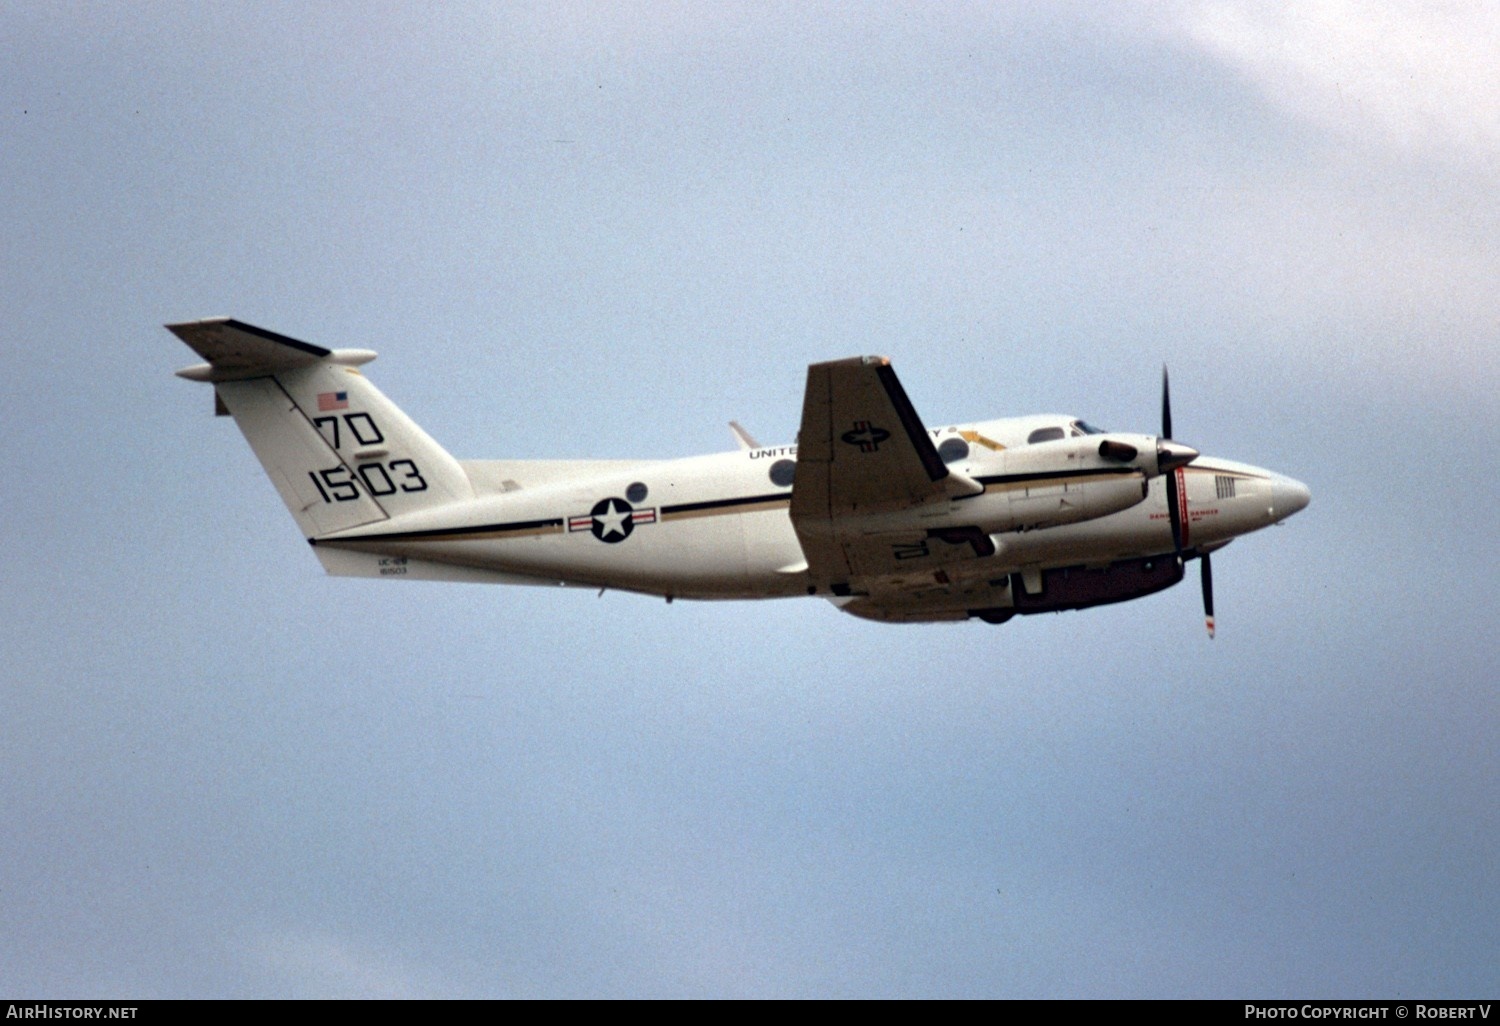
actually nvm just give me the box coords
[1161,363,1173,441]
[1201,551,1216,640]
[1159,365,1215,639]
[1160,365,1188,556]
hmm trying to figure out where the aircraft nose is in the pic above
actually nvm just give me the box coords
[1271,475,1311,520]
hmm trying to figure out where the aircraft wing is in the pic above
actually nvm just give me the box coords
[790,356,983,586]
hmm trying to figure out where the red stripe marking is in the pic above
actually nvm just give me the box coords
[1176,467,1190,546]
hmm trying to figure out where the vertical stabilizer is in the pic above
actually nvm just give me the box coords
[169,318,473,539]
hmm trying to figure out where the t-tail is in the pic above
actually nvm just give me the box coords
[169,318,473,540]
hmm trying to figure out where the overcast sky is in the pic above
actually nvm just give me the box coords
[3,1,1496,998]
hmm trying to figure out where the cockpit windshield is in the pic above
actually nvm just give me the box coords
[1028,420,1109,444]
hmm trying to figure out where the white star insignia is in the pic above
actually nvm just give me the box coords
[594,500,632,539]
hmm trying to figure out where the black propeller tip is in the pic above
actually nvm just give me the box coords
[1161,364,1173,441]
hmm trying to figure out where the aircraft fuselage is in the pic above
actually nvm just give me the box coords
[313,419,1308,614]
[169,318,1309,629]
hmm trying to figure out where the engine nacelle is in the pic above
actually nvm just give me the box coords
[967,554,1185,622]
[987,437,1152,532]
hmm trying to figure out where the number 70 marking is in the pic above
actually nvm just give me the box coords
[313,413,385,450]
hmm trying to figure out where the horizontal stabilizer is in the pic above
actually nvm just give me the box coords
[168,317,377,381]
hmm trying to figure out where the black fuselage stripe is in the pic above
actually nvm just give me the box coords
[329,517,565,543]
[320,472,1130,542]
[323,494,795,544]
[661,492,789,515]
[386,493,791,530]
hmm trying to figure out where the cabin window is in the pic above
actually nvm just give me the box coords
[1072,420,1107,435]
[937,437,970,464]
[1027,426,1065,444]
[626,481,649,503]
[768,459,796,487]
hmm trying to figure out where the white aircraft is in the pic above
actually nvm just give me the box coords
[170,317,1309,634]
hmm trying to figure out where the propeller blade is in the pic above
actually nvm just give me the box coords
[1201,552,1215,640]
[1164,467,1184,555]
[1161,364,1173,441]
[1160,365,1213,638]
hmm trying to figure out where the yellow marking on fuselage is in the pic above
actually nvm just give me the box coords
[960,430,1005,451]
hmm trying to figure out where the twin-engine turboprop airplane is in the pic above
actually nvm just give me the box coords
[169,318,1309,634]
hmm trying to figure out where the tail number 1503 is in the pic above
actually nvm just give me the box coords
[308,460,427,503]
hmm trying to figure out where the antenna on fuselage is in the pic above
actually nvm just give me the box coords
[728,421,761,451]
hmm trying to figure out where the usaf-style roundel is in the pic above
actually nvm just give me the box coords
[589,497,634,543]
[567,497,659,543]
[841,420,890,452]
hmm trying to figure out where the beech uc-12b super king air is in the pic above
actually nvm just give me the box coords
[170,318,1309,634]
